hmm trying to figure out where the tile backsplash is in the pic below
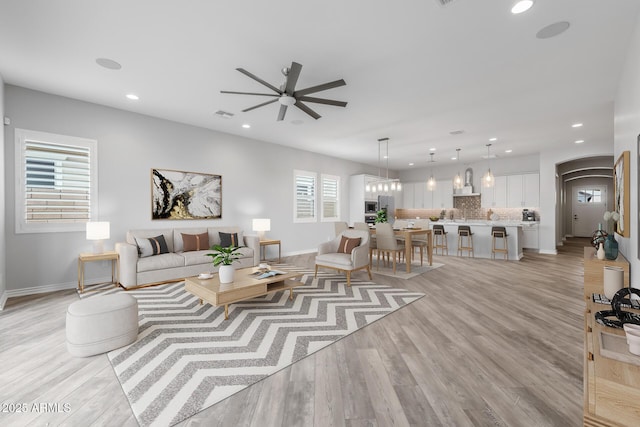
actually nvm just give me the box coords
[396,196,538,222]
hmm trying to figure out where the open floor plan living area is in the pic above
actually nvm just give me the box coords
[2,1,640,426]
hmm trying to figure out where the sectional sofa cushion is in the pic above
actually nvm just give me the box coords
[219,231,241,247]
[136,235,169,257]
[137,253,184,272]
[182,232,209,252]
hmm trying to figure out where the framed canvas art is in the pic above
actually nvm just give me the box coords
[151,169,222,220]
[613,151,630,237]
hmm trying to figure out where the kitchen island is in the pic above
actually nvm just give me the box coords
[430,220,524,260]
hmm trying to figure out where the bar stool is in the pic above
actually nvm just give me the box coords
[491,226,508,260]
[432,224,448,255]
[457,225,474,257]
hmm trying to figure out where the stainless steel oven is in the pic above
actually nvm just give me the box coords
[365,201,377,213]
[364,214,376,224]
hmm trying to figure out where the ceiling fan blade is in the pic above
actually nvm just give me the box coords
[284,62,302,95]
[298,96,348,107]
[221,90,279,97]
[294,79,346,97]
[294,100,321,120]
[242,98,278,112]
[236,68,281,94]
[277,105,288,121]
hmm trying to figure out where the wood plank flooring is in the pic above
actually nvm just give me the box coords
[0,239,589,426]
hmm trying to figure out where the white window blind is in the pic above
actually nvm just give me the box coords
[294,170,317,222]
[15,129,98,233]
[321,174,340,221]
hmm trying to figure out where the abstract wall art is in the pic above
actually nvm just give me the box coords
[613,151,630,237]
[151,169,222,220]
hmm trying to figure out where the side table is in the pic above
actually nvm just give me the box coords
[259,239,281,263]
[78,251,119,293]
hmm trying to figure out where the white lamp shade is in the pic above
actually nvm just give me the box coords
[252,218,271,232]
[86,221,110,240]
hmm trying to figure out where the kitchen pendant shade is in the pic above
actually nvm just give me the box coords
[427,152,436,191]
[453,148,463,190]
[483,144,495,188]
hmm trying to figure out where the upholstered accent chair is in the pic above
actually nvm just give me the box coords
[315,230,372,286]
[333,221,349,237]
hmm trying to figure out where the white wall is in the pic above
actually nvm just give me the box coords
[0,76,6,309]
[3,85,378,295]
[399,154,539,189]
[614,12,640,285]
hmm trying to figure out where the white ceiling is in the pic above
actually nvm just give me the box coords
[1,0,638,170]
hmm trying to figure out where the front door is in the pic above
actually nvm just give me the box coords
[572,186,607,237]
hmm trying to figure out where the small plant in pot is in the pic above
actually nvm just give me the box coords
[207,245,244,283]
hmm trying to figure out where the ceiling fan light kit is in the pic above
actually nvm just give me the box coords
[221,61,347,121]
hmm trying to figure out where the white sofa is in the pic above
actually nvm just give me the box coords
[116,226,259,289]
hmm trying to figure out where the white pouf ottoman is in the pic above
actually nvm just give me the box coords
[66,293,139,357]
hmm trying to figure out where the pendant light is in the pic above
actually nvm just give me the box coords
[427,152,436,191]
[483,143,495,188]
[453,148,463,190]
[368,138,402,193]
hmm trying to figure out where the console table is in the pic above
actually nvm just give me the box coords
[583,248,639,426]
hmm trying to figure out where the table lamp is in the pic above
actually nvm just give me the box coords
[86,221,110,253]
[252,218,270,241]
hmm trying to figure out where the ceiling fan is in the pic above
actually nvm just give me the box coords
[221,61,347,121]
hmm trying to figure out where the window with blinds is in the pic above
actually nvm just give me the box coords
[321,174,340,221]
[15,129,98,233]
[293,170,317,222]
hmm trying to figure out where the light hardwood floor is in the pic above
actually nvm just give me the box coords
[0,239,588,426]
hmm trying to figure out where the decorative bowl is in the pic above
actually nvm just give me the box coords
[429,216,439,222]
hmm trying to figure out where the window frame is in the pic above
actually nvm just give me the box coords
[15,128,98,234]
[320,173,340,222]
[293,169,317,223]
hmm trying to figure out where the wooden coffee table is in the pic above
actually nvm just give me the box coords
[184,267,304,320]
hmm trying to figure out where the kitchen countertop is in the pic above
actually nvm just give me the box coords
[427,220,538,227]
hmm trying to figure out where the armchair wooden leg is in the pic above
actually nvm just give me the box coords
[420,246,423,266]
[346,271,351,287]
[315,264,318,278]
[366,266,372,280]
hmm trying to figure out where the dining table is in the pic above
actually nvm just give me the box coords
[370,227,433,273]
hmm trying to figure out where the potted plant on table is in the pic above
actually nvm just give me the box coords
[207,245,244,283]
[375,208,388,224]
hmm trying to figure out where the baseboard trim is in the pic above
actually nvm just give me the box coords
[5,275,112,299]
[538,249,558,255]
[282,249,316,257]
[0,289,7,311]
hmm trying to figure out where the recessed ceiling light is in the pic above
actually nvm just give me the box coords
[449,130,464,135]
[536,21,570,39]
[575,140,584,144]
[511,0,534,14]
[505,149,513,153]
[489,137,497,142]
[451,156,457,160]
[429,148,436,151]
[572,123,583,128]
[383,155,389,159]
[409,163,414,166]
[95,57,122,70]
[126,93,139,101]
[242,124,251,129]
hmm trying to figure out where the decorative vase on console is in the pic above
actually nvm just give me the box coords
[597,242,605,260]
[590,223,607,252]
[603,210,620,260]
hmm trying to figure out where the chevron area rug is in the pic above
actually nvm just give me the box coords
[79,268,424,426]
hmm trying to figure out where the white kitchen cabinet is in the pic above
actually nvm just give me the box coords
[481,176,507,208]
[507,173,539,208]
[402,182,415,208]
[433,179,453,209]
[521,223,539,249]
[414,182,425,208]
[523,173,539,207]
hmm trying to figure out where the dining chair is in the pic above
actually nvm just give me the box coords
[354,222,376,266]
[409,219,430,265]
[375,222,405,274]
